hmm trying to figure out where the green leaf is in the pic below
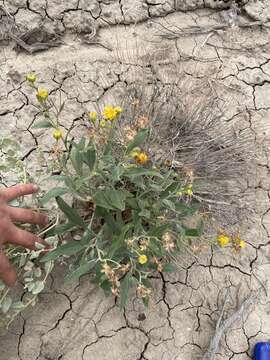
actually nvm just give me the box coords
[1,296,12,314]
[56,197,86,228]
[162,263,177,272]
[31,281,45,295]
[111,165,124,182]
[161,181,181,198]
[11,301,25,310]
[148,239,161,255]
[65,260,95,282]
[184,219,204,237]
[125,168,162,179]
[46,222,75,237]
[100,279,112,296]
[162,199,176,211]
[41,187,68,205]
[42,230,94,262]
[70,147,83,175]
[142,296,149,307]
[0,282,5,291]
[93,189,126,211]
[175,202,199,215]
[44,261,54,273]
[138,209,151,219]
[149,224,170,237]
[32,120,53,129]
[83,148,96,172]
[126,128,149,154]
[119,272,133,310]
[41,241,84,262]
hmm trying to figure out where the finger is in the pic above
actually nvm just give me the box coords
[0,252,16,287]
[6,206,48,226]
[7,225,48,251]
[0,184,39,202]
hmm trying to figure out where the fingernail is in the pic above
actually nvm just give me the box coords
[33,184,39,192]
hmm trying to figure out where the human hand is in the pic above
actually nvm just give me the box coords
[0,184,48,287]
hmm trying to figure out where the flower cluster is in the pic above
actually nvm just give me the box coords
[217,230,246,251]
[37,88,49,101]
[137,283,152,298]
[162,232,175,252]
[101,262,130,297]
[138,254,148,264]
[130,148,149,165]
[103,106,122,121]
[176,183,193,197]
[87,106,122,130]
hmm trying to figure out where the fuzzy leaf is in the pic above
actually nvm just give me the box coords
[41,231,93,262]
[41,241,83,262]
[31,281,45,295]
[46,222,75,237]
[83,148,96,172]
[11,301,25,310]
[126,128,149,154]
[1,296,12,314]
[184,219,204,237]
[162,263,177,272]
[119,272,133,310]
[32,120,53,129]
[41,187,68,205]
[56,197,86,228]
[70,147,83,175]
[93,189,126,211]
[65,261,95,283]
[125,168,162,179]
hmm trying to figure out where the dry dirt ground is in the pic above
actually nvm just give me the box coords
[1,0,270,359]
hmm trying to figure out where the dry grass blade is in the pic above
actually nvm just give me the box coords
[108,39,257,226]
[202,288,263,360]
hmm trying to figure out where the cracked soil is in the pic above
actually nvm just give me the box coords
[1,0,270,359]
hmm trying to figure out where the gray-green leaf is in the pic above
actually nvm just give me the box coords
[41,188,69,205]
[56,197,86,228]
[126,128,149,154]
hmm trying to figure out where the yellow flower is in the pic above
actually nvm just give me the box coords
[217,235,230,247]
[135,152,149,165]
[53,129,63,141]
[88,111,97,122]
[138,254,148,265]
[239,240,246,249]
[130,148,141,158]
[103,106,118,121]
[37,88,49,101]
[176,190,183,196]
[99,119,106,128]
[114,106,123,114]
[185,184,193,196]
[26,73,37,83]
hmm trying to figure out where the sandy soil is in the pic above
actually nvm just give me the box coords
[1,0,270,359]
